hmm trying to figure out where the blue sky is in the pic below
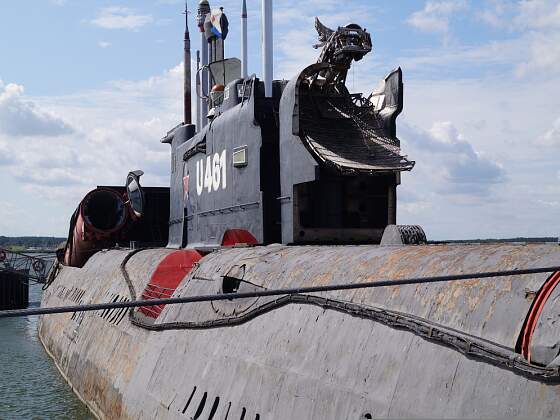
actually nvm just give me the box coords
[0,0,559,240]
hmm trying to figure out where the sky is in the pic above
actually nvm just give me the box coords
[0,0,559,240]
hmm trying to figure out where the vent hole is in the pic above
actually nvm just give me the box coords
[363,414,373,419]
[240,407,246,420]
[193,392,207,419]
[255,415,260,420]
[222,276,241,295]
[208,396,220,420]
[182,386,197,414]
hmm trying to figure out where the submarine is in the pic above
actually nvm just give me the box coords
[38,1,560,418]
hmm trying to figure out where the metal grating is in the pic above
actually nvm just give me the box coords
[299,94,414,173]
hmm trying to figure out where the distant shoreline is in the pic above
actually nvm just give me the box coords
[0,236,65,252]
[0,235,557,251]
[431,237,558,244]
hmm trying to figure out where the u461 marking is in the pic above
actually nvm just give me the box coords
[196,150,227,195]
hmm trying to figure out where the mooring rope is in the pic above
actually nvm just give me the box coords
[1,265,559,319]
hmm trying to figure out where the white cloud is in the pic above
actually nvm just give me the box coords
[515,0,560,30]
[90,7,153,31]
[514,31,560,78]
[393,30,560,81]
[98,41,111,48]
[537,199,560,208]
[276,28,318,78]
[538,117,560,146]
[0,142,13,165]
[0,81,73,137]
[155,18,173,27]
[407,0,467,34]
[471,1,560,78]
[16,143,80,170]
[0,63,183,211]
[0,201,21,234]
[476,0,514,28]
[14,167,84,187]
[476,0,560,31]
[399,37,523,70]
[268,0,376,79]
[401,121,505,196]
[406,1,557,82]
[390,71,560,240]
[0,58,186,234]
[513,0,560,79]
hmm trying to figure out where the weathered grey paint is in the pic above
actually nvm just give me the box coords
[279,75,318,244]
[163,124,195,248]
[39,243,560,419]
[170,76,282,249]
[182,77,267,247]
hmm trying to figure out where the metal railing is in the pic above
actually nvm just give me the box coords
[0,247,53,284]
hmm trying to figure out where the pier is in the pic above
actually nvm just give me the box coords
[0,248,51,310]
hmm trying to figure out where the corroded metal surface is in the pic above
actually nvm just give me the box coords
[39,244,560,419]
[39,249,174,419]
[167,243,559,349]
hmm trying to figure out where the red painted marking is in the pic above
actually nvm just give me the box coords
[520,271,560,362]
[221,229,258,247]
[139,249,202,319]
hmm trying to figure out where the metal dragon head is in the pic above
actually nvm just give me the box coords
[314,18,372,69]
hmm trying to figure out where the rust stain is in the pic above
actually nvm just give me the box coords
[80,358,124,419]
[313,272,333,286]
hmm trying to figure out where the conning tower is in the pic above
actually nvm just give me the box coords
[59,1,424,264]
[162,4,421,249]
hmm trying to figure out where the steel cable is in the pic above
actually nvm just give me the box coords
[1,264,560,319]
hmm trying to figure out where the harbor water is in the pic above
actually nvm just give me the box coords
[0,282,92,419]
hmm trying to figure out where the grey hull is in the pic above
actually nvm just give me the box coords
[39,244,560,419]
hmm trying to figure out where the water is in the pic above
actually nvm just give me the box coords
[0,283,93,419]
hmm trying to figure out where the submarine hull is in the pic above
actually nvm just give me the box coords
[39,243,560,419]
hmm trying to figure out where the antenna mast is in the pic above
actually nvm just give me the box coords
[183,1,192,125]
[197,0,210,128]
[262,0,273,97]
[241,0,248,78]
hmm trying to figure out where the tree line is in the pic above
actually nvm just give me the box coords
[0,236,66,250]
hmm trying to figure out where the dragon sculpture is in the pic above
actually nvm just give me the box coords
[311,18,373,92]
